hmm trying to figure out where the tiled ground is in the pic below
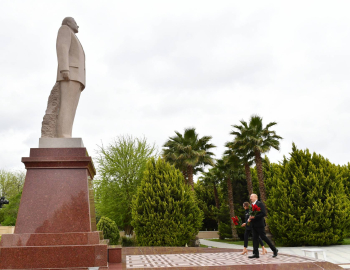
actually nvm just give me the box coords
[108,247,343,270]
[126,251,321,268]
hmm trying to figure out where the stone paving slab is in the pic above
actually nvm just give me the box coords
[114,247,343,270]
[200,239,350,265]
[126,251,322,268]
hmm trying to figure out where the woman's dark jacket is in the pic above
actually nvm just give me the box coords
[244,209,252,230]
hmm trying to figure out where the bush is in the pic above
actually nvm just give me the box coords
[96,216,120,245]
[265,143,350,246]
[131,157,203,246]
[217,203,245,240]
[0,192,22,226]
[121,236,137,247]
[218,222,232,239]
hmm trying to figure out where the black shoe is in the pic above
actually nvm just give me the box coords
[248,254,259,259]
[272,249,278,258]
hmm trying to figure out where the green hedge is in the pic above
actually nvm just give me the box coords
[132,157,203,246]
[265,143,350,246]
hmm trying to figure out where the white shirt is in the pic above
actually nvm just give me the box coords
[252,200,257,205]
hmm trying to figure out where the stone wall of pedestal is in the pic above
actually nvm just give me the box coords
[0,147,107,269]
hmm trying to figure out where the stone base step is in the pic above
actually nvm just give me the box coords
[0,244,107,269]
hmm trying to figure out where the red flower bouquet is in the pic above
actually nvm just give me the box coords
[251,204,261,213]
[231,216,242,226]
[247,204,261,225]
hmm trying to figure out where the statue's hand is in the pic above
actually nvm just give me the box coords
[61,70,70,81]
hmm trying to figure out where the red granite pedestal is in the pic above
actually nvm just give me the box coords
[108,246,122,263]
[0,148,107,269]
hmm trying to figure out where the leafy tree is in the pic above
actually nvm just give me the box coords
[231,115,282,203]
[132,158,203,246]
[97,216,120,245]
[215,158,239,240]
[1,191,22,226]
[213,151,249,240]
[94,135,157,235]
[0,170,25,225]
[250,167,260,197]
[162,128,216,189]
[199,169,221,211]
[194,177,219,231]
[265,143,350,246]
[227,135,254,196]
[0,170,25,198]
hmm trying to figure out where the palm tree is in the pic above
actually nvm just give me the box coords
[200,169,220,210]
[226,141,254,196]
[231,115,282,203]
[200,169,221,228]
[163,128,216,189]
[215,158,240,241]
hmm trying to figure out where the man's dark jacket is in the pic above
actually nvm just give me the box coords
[251,201,267,228]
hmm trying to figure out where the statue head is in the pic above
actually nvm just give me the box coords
[62,17,79,33]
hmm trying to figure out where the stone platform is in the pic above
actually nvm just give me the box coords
[0,147,107,269]
[107,247,343,270]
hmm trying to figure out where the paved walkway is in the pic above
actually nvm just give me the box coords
[121,246,340,269]
[126,251,322,268]
[200,239,350,266]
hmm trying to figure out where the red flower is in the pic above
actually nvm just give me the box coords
[231,216,239,226]
[252,204,261,212]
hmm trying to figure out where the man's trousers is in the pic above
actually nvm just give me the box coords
[244,228,264,248]
[252,226,277,256]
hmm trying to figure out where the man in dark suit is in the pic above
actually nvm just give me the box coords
[248,193,278,258]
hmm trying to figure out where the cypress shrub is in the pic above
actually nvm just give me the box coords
[339,164,350,237]
[341,163,350,199]
[218,222,232,239]
[97,216,120,245]
[265,143,350,246]
[131,157,203,246]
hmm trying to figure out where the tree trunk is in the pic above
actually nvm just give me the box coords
[125,224,133,235]
[244,163,253,196]
[213,183,220,209]
[187,166,194,190]
[226,176,239,240]
[181,169,188,185]
[254,150,267,203]
[213,182,220,228]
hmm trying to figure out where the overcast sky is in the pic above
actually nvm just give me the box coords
[1,1,350,174]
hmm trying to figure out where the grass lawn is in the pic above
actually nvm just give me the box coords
[341,238,350,245]
[200,244,217,248]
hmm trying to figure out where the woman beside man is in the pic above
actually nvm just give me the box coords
[240,201,267,255]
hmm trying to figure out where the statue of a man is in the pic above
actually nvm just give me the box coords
[41,17,85,138]
[55,17,85,138]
